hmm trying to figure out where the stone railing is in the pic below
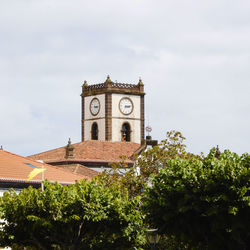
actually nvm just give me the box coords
[111,82,138,89]
[83,82,139,90]
[85,83,106,89]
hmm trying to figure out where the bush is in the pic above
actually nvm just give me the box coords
[0,179,145,250]
[143,148,250,249]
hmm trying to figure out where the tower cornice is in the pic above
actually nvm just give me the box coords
[81,77,145,97]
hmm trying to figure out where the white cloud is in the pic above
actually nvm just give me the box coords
[0,0,249,155]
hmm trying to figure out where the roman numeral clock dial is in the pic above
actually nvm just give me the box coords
[119,97,133,115]
[90,98,100,116]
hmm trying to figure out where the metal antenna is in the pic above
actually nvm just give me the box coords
[145,116,152,137]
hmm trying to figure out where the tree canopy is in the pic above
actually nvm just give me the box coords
[1,130,250,250]
[143,148,250,249]
[101,130,194,198]
[0,179,145,250]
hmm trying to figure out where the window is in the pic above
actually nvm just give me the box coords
[91,122,98,140]
[121,123,131,142]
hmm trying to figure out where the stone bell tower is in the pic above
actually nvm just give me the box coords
[81,76,145,144]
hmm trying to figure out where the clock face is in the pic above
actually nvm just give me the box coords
[119,97,133,115]
[90,98,100,116]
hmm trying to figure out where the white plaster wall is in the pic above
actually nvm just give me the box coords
[84,94,105,141]
[112,94,141,118]
[0,189,20,196]
[84,94,142,142]
[84,119,106,141]
[111,94,141,143]
[112,119,141,144]
[84,94,105,120]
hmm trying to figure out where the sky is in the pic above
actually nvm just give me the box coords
[0,0,249,156]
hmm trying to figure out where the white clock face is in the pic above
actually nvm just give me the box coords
[119,97,133,115]
[90,98,100,116]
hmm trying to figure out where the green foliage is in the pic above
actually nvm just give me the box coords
[2,130,248,249]
[0,179,145,250]
[143,148,250,249]
[101,130,194,198]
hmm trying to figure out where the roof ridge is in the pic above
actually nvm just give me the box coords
[28,140,140,157]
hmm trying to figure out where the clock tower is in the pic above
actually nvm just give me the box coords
[81,76,145,144]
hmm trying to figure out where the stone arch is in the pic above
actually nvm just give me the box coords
[91,122,98,140]
[121,122,131,142]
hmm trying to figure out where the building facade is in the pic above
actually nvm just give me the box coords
[29,76,152,172]
[81,76,145,144]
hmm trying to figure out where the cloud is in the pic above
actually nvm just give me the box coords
[0,0,249,155]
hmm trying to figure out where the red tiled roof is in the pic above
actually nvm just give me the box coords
[0,150,92,184]
[54,164,99,178]
[28,140,141,164]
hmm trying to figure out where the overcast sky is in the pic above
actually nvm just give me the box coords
[0,0,249,156]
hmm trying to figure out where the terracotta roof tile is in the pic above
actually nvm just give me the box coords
[29,140,140,164]
[55,164,99,178]
[0,150,93,183]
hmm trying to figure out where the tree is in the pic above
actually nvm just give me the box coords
[98,130,195,249]
[0,179,145,250]
[143,148,250,249]
[101,130,194,198]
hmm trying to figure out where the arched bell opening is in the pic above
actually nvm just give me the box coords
[121,122,131,142]
[91,122,98,140]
